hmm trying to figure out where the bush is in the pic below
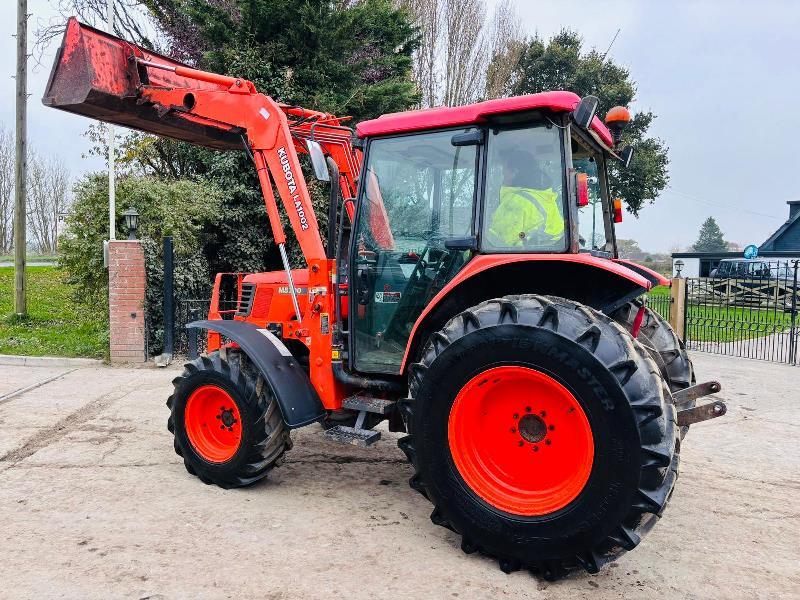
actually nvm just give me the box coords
[59,174,221,355]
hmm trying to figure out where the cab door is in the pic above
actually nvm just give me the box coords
[350,128,480,374]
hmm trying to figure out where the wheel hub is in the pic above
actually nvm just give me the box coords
[448,366,594,516]
[218,407,237,429]
[184,385,242,463]
[518,413,547,444]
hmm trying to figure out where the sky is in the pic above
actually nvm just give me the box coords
[1,0,799,253]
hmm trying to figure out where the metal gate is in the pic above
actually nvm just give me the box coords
[647,260,799,365]
[175,275,243,358]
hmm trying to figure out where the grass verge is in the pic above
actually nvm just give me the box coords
[0,266,107,358]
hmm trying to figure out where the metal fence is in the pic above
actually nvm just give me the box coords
[647,260,799,365]
[684,261,799,364]
[646,292,671,324]
[175,298,211,357]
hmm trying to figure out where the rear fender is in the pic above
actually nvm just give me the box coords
[400,254,651,372]
[188,320,324,428]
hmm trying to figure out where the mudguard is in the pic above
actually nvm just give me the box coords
[187,320,324,428]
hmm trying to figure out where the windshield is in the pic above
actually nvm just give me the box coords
[573,138,611,253]
[482,124,566,252]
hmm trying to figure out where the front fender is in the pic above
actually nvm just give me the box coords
[188,320,324,428]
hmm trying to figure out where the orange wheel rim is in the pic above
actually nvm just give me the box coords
[448,366,594,516]
[184,385,242,463]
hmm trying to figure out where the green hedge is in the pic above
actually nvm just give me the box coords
[60,174,221,355]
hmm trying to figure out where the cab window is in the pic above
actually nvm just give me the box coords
[482,124,566,252]
[573,136,612,253]
[351,129,478,373]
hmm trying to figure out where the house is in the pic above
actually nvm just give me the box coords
[760,200,800,252]
[672,200,800,277]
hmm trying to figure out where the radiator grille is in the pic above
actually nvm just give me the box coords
[235,283,256,316]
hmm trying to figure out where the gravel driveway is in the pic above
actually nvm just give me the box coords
[0,353,797,599]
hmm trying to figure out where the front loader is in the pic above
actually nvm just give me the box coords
[44,19,727,580]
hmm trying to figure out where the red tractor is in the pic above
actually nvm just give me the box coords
[45,19,726,580]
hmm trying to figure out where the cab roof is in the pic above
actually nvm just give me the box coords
[356,91,614,147]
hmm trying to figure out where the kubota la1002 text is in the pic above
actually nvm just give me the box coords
[45,18,726,580]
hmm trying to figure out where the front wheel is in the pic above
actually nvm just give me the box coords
[167,350,291,488]
[399,295,679,579]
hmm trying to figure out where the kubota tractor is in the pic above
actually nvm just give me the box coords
[45,19,727,579]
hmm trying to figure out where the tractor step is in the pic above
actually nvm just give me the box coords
[325,425,381,447]
[342,394,396,415]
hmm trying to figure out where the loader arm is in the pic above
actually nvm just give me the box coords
[44,17,358,407]
[44,17,361,264]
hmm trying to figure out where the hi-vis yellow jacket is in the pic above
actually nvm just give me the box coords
[488,186,564,247]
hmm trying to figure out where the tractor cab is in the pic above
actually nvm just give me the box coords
[349,94,630,374]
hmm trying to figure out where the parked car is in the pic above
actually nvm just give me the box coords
[709,259,798,311]
[710,259,794,282]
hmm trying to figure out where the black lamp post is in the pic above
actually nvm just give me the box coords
[674,259,684,278]
[122,207,140,240]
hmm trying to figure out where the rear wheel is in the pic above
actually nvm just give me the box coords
[399,295,679,579]
[167,350,291,488]
[611,300,695,437]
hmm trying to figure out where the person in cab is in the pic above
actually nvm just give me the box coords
[487,149,564,248]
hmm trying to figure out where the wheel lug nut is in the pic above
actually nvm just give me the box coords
[220,425,225,430]
[215,415,221,420]
[227,427,233,432]
[540,411,546,417]
[525,406,531,412]
[518,441,524,447]
[513,413,519,419]
[545,439,551,446]
[548,425,555,431]
[533,446,539,452]
[510,427,516,433]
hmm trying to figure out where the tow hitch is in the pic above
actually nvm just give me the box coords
[674,381,727,426]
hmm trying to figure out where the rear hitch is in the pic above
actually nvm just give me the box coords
[673,380,721,405]
[674,380,727,427]
[676,401,727,426]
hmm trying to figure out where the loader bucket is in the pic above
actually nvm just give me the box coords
[43,17,242,150]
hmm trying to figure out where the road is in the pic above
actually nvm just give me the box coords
[0,354,798,599]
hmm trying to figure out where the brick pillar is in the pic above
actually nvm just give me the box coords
[108,240,146,363]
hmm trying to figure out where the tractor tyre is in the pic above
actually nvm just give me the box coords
[167,349,292,488]
[611,300,695,437]
[399,295,679,580]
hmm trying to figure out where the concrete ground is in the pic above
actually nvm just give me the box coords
[0,353,798,599]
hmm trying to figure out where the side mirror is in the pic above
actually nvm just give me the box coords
[306,140,330,182]
[619,145,634,169]
[572,96,600,129]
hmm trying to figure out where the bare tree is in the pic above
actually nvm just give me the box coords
[35,0,157,64]
[399,0,519,108]
[400,0,441,109]
[26,151,71,254]
[484,0,524,99]
[442,0,488,106]
[0,126,13,253]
